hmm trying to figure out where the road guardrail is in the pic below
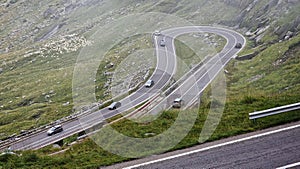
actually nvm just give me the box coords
[249,102,300,120]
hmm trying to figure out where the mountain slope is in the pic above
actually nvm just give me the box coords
[0,0,299,140]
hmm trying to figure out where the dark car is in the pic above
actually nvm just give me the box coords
[108,102,121,110]
[47,125,63,136]
[235,43,242,49]
[160,39,166,47]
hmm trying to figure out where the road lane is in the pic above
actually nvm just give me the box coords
[101,122,300,169]
[128,124,300,169]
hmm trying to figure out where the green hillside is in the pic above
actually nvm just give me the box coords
[0,0,299,168]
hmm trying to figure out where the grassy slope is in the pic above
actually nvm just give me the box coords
[1,28,300,169]
[228,34,300,95]
[173,33,226,79]
[0,50,76,137]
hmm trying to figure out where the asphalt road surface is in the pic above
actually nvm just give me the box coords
[103,122,300,169]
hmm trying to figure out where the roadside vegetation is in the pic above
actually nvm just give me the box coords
[1,30,299,169]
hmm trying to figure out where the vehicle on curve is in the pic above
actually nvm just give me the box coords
[153,30,161,36]
[235,43,242,49]
[145,79,154,88]
[108,102,121,110]
[172,98,183,109]
[160,39,166,47]
[47,125,63,136]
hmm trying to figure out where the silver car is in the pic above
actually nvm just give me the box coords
[160,39,166,47]
[172,98,183,108]
[47,125,63,136]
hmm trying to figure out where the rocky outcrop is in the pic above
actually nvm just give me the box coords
[236,52,259,61]
[225,0,300,43]
[221,0,254,8]
[273,40,300,66]
[0,0,299,52]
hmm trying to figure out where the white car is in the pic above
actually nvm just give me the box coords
[108,102,121,110]
[145,80,154,88]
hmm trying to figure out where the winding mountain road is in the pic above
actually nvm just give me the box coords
[1,26,245,152]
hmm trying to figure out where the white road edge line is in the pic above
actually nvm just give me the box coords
[276,162,300,169]
[123,124,300,169]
